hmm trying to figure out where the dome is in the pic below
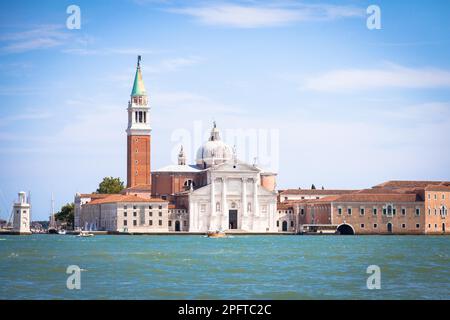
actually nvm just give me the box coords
[196,122,233,168]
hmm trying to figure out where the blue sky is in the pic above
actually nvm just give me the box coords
[0,0,449,220]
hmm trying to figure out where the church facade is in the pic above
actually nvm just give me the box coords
[75,57,278,233]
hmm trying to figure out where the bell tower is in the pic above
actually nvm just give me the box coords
[127,56,151,188]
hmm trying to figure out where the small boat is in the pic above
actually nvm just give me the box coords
[48,228,58,234]
[77,231,94,237]
[58,229,66,235]
[206,230,227,238]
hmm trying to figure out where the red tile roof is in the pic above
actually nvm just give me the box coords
[425,185,450,192]
[79,193,110,199]
[87,194,166,205]
[280,189,358,195]
[121,184,152,192]
[333,193,420,203]
[373,180,449,189]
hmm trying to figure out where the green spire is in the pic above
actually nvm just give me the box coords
[131,55,146,97]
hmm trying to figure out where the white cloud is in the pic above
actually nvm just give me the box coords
[168,3,363,28]
[303,63,450,92]
[0,25,69,53]
[62,47,157,56]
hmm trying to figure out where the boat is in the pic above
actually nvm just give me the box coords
[77,231,94,237]
[206,230,227,238]
[58,229,66,235]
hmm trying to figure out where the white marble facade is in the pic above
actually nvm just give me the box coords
[188,161,278,232]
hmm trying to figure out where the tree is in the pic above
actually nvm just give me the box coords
[55,203,74,229]
[96,176,125,194]
[311,184,316,190]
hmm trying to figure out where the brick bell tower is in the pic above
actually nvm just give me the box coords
[126,56,151,188]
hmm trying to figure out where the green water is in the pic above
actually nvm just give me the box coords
[0,234,448,299]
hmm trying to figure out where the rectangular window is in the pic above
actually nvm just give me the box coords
[360,223,365,228]
[373,208,377,215]
[402,223,406,228]
[149,220,153,226]
[123,220,127,226]
[124,212,127,217]
[149,206,152,209]
[133,212,137,217]
[415,208,420,216]
[133,206,137,210]
[392,208,396,215]
[168,221,172,227]
[373,223,378,228]
[124,205,128,209]
[133,220,137,226]
[159,211,162,217]
[360,208,365,215]
[159,220,162,226]
[159,205,162,210]
[401,208,406,215]
[291,221,294,227]
[277,221,279,227]
[416,224,420,228]
[347,208,352,215]
[301,208,305,215]
[383,208,387,215]
[149,212,153,217]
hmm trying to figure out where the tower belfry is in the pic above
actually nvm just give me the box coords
[126,56,151,188]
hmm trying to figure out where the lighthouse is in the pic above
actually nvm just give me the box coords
[12,191,31,235]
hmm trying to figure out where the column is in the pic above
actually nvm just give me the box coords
[222,177,227,229]
[253,178,259,216]
[241,178,247,229]
[210,177,215,230]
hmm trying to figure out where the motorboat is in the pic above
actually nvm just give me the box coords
[77,231,94,237]
[206,230,227,238]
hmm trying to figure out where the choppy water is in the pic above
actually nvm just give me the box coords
[0,234,448,299]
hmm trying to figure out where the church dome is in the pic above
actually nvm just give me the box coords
[196,122,233,168]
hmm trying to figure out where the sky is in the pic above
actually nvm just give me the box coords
[0,0,449,220]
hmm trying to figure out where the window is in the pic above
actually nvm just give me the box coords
[301,197,305,200]
[401,208,406,215]
[415,208,420,216]
[301,208,305,215]
[123,220,127,226]
[159,211,162,217]
[168,221,172,227]
[284,197,288,201]
[133,220,137,226]
[373,223,378,228]
[216,202,220,212]
[428,193,431,199]
[149,220,153,226]
[392,208,396,215]
[124,205,128,209]
[401,223,406,229]
[428,208,431,215]
[383,208,387,215]
[159,220,162,226]
[428,224,431,228]
[159,205,162,210]
[124,212,127,217]
[373,208,377,215]
[316,197,320,199]
[149,206,152,209]
[276,221,279,227]
[386,205,393,217]
[133,212,137,217]
[360,208,365,216]
[434,194,437,200]
[347,208,352,215]
[416,224,420,229]
[442,194,445,200]
[133,206,137,210]
[149,212,153,217]
[291,221,294,227]
[360,223,365,228]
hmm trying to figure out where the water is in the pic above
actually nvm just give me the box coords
[0,234,449,299]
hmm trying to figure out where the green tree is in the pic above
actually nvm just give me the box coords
[55,203,75,229]
[311,184,316,190]
[96,176,125,194]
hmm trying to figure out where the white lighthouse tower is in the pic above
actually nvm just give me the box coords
[12,191,31,234]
